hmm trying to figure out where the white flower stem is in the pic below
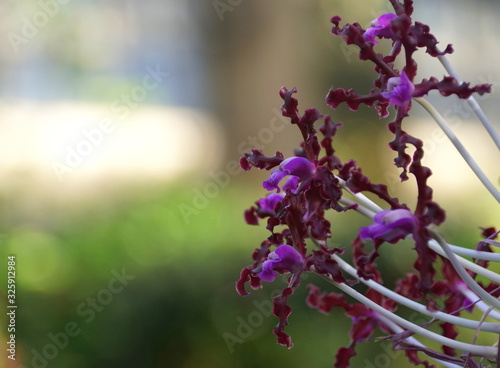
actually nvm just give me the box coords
[430,228,500,310]
[437,54,500,150]
[459,286,500,321]
[447,244,500,262]
[375,314,464,368]
[322,275,498,358]
[427,238,500,284]
[330,252,500,333]
[339,196,377,218]
[414,97,500,203]
[336,176,384,213]
[339,192,500,283]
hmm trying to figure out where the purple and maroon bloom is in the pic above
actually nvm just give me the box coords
[263,157,315,192]
[381,71,415,106]
[258,193,284,213]
[257,245,304,282]
[237,2,497,366]
[359,209,418,244]
[363,13,398,44]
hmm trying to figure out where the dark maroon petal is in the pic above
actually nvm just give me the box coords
[334,345,356,368]
[241,149,284,171]
[283,192,309,255]
[239,156,251,171]
[395,273,424,301]
[344,166,401,208]
[279,87,323,141]
[411,21,453,57]
[310,249,348,284]
[272,287,295,348]
[481,227,497,238]
[235,267,262,296]
[319,115,343,163]
[440,322,458,357]
[412,227,436,295]
[279,86,299,124]
[414,76,491,99]
[325,88,388,118]
[244,207,259,225]
[306,284,350,314]
[352,235,382,281]
[351,317,378,342]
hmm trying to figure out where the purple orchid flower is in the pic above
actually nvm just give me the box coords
[258,193,284,213]
[381,71,415,106]
[258,245,304,282]
[282,176,299,192]
[359,209,418,244]
[363,13,398,44]
[263,157,315,192]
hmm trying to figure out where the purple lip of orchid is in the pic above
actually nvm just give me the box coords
[363,13,398,44]
[359,209,418,244]
[258,193,284,213]
[257,245,304,282]
[381,71,415,107]
[263,157,315,192]
[454,282,476,313]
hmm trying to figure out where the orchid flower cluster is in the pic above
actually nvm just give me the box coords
[236,1,500,367]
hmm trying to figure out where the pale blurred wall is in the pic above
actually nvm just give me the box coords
[0,0,498,210]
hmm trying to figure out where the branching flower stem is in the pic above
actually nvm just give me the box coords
[375,314,464,368]
[437,54,500,150]
[429,228,500,310]
[414,97,500,203]
[328,252,500,333]
[336,176,383,213]
[459,286,500,321]
[447,244,500,262]
[338,196,500,283]
[317,272,498,358]
[427,238,500,285]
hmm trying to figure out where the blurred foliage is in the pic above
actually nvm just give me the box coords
[0,181,421,368]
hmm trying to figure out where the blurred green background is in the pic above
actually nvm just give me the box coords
[0,0,499,367]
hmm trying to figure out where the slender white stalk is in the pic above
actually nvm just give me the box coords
[339,191,500,283]
[336,176,384,213]
[339,196,377,218]
[414,97,500,203]
[448,244,500,262]
[326,278,498,358]
[331,253,500,333]
[459,286,500,321]
[437,54,500,150]
[430,229,500,310]
[376,314,464,368]
[427,239,500,284]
